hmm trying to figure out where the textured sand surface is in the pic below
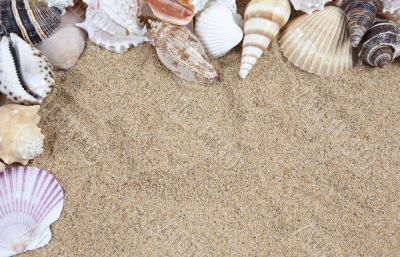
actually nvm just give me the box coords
[20,4,400,256]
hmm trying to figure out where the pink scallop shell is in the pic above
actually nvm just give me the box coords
[0,166,64,257]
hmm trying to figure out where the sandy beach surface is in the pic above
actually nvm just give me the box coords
[18,5,400,256]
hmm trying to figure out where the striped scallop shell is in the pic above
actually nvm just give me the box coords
[0,0,62,45]
[279,6,354,76]
[239,0,291,79]
[0,166,64,257]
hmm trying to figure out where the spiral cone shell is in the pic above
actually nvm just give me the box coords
[342,0,381,47]
[239,0,291,79]
[279,6,354,76]
[0,105,44,165]
[357,19,400,67]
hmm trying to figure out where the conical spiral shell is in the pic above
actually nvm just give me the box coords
[239,0,291,79]
[279,6,354,76]
[342,0,381,47]
[0,105,44,165]
[0,166,64,257]
[357,19,400,67]
[0,0,62,45]
[150,20,218,83]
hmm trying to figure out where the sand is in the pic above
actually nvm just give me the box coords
[19,6,400,256]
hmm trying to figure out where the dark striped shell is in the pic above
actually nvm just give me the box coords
[0,0,62,45]
[357,19,400,67]
[342,0,381,47]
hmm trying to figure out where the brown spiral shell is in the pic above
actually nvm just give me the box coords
[357,19,400,67]
[342,0,381,47]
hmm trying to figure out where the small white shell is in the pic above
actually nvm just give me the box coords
[77,0,147,52]
[195,1,243,59]
[42,0,74,13]
[0,166,64,257]
[0,34,55,104]
[289,0,331,14]
[38,9,87,70]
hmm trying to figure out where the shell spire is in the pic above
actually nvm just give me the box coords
[357,19,400,67]
[0,0,62,45]
[240,0,291,79]
[342,0,381,47]
[0,105,44,165]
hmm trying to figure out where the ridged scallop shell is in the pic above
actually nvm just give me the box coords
[0,166,64,257]
[149,20,218,83]
[0,34,55,104]
[239,0,291,79]
[195,1,243,59]
[279,6,354,76]
[0,105,44,165]
[77,0,147,52]
[290,0,331,14]
[0,0,62,45]
[357,19,400,67]
[147,0,208,25]
[342,0,380,47]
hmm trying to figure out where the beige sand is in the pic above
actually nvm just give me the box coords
[21,9,400,257]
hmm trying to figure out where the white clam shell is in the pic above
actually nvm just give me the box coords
[279,6,354,76]
[77,0,147,52]
[289,0,331,14]
[0,166,64,257]
[195,1,243,59]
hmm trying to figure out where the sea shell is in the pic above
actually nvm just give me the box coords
[382,0,400,17]
[146,0,208,25]
[0,162,5,172]
[0,33,55,104]
[0,0,62,45]
[357,19,400,67]
[342,0,380,47]
[42,0,75,13]
[38,7,87,70]
[279,6,354,76]
[0,105,44,165]
[77,0,147,52]
[149,20,218,83]
[194,1,243,59]
[239,0,291,79]
[290,0,331,14]
[0,166,64,257]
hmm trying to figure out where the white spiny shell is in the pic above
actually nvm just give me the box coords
[382,0,400,18]
[279,6,354,76]
[0,34,55,105]
[289,0,331,14]
[0,105,44,165]
[150,20,218,83]
[77,0,147,52]
[195,1,243,59]
[0,166,64,257]
[240,0,291,79]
